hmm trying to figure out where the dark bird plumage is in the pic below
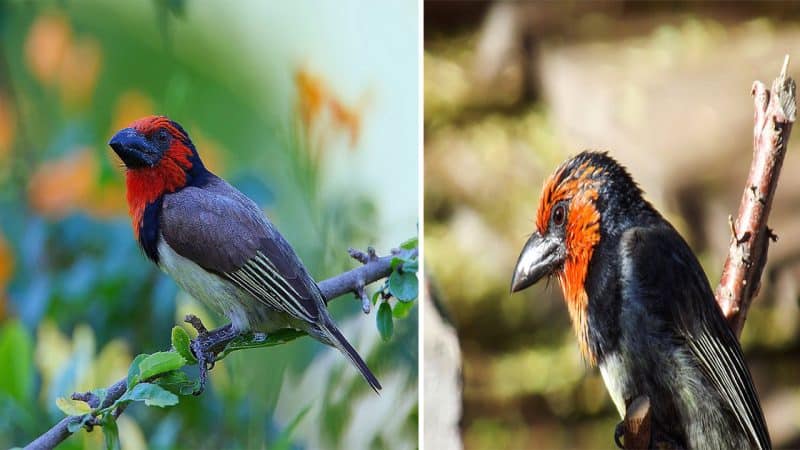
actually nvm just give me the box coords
[109,115,381,393]
[511,151,770,449]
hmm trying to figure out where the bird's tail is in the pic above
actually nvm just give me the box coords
[321,322,382,393]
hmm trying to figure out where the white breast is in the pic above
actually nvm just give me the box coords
[157,236,253,331]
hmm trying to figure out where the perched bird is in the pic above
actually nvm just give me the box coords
[109,115,381,392]
[511,151,770,449]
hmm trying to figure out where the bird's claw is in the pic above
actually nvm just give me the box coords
[190,338,213,395]
[184,317,240,395]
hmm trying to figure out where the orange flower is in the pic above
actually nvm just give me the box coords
[294,67,368,151]
[28,148,97,218]
[59,37,102,107]
[329,97,362,147]
[110,91,155,134]
[25,15,72,86]
[296,69,327,126]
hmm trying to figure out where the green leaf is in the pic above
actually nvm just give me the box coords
[127,354,149,388]
[56,397,92,416]
[0,321,33,404]
[67,415,92,433]
[402,258,419,273]
[138,352,186,381]
[156,369,200,396]
[376,302,393,341]
[391,256,403,270]
[392,300,415,319]
[399,236,418,250]
[102,416,120,450]
[171,326,197,364]
[218,329,306,360]
[272,405,312,450]
[122,382,179,407]
[371,290,382,306]
[388,270,418,302]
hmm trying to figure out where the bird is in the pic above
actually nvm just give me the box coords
[108,115,381,393]
[510,151,770,449]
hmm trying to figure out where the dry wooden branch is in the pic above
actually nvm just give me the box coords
[716,55,796,336]
[621,57,795,450]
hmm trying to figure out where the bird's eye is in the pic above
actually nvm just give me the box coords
[552,203,566,227]
[154,129,170,145]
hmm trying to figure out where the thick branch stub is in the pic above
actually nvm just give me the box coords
[622,396,651,450]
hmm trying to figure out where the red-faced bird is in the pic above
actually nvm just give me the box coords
[109,115,381,392]
[511,151,769,449]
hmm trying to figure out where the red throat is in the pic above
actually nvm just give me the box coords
[126,142,193,238]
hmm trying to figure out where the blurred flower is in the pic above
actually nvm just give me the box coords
[111,90,156,134]
[59,37,102,107]
[295,67,368,152]
[28,147,97,218]
[24,14,72,86]
[24,13,102,108]
[296,69,325,126]
[329,97,361,147]
[0,91,16,159]
[28,147,128,218]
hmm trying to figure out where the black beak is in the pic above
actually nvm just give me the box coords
[108,127,158,168]
[510,232,566,293]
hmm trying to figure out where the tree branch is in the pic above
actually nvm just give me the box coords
[24,247,415,450]
[621,57,795,449]
[716,55,796,336]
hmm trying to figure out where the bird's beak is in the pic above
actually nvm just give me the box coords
[510,232,566,293]
[108,127,158,169]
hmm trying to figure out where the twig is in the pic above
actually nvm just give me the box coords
[622,57,795,450]
[24,247,413,450]
[715,55,796,336]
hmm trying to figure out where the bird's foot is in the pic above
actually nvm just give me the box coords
[184,315,241,394]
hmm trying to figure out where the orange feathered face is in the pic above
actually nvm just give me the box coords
[108,115,199,239]
[512,156,604,364]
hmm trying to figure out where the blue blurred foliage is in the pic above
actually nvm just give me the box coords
[0,1,418,449]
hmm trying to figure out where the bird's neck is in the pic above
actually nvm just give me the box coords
[125,165,184,239]
[558,273,595,366]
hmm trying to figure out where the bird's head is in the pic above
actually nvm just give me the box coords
[109,115,208,237]
[510,151,649,361]
[109,115,200,171]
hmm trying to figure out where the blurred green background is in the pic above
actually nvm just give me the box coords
[0,1,418,449]
[425,2,800,449]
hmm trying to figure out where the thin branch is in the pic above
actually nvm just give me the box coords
[622,58,795,450]
[715,55,796,336]
[24,247,414,450]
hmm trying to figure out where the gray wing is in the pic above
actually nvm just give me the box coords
[621,226,770,450]
[160,176,321,323]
